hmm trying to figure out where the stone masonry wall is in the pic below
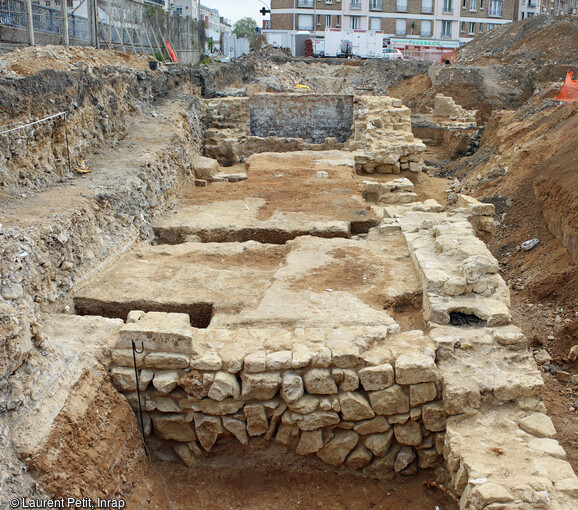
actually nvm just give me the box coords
[110,313,445,476]
[249,93,354,144]
[346,96,426,175]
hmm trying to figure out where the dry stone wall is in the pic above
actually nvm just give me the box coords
[110,312,445,476]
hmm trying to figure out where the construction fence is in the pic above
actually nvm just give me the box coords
[0,0,203,64]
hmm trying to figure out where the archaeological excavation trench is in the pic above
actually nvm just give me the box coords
[1,52,577,510]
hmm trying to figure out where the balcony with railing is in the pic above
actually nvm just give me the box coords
[297,0,314,7]
[298,23,314,29]
[396,1,408,12]
[350,0,362,9]
[421,5,433,13]
[370,0,383,9]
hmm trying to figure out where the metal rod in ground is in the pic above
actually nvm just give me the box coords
[132,340,146,443]
[64,113,72,174]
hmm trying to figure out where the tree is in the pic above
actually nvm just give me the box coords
[233,17,258,39]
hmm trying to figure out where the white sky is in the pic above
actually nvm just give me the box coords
[203,0,271,24]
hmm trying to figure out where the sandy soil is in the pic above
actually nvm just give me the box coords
[125,443,458,510]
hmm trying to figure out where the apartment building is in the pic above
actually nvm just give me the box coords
[270,0,513,48]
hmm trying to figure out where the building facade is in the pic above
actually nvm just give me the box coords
[270,0,514,48]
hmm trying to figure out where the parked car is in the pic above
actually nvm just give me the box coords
[383,47,404,60]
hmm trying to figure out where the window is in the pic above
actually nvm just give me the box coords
[480,0,484,7]
[441,20,452,36]
[397,0,408,11]
[317,14,321,25]
[350,15,361,28]
[460,21,465,32]
[488,0,503,15]
[325,15,332,27]
[371,0,383,9]
[370,17,381,30]
[468,22,475,33]
[470,0,476,9]
[479,23,484,31]
[422,0,433,12]
[298,14,314,30]
[336,15,341,26]
[396,18,406,35]
[350,0,361,8]
[443,0,453,12]
[297,0,314,6]
[421,19,432,36]
[462,0,466,7]
[486,22,498,30]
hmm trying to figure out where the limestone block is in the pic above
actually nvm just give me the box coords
[470,483,514,507]
[192,155,219,180]
[112,349,145,368]
[338,392,375,421]
[368,384,409,416]
[194,413,223,452]
[296,430,323,455]
[518,413,557,439]
[345,444,373,470]
[331,349,360,369]
[224,357,244,374]
[527,438,566,460]
[340,369,360,392]
[188,398,244,415]
[442,379,481,416]
[320,396,339,412]
[241,372,282,400]
[569,345,578,362]
[152,370,181,394]
[363,444,401,479]
[118,312,194,354]
[394,421,422,446]
[190,353,222,371]
[365,430,394,457]
[422,401,447,432]
[152,413,196,442]
[444,277,467,296]
[388,413,410,425]
[222,416,249,445]
[417,448,442,469]
[110,367,137,392]
[493,372,544,401]
[457,194,495,216]
[244,352,267,373]
[317,430,359,466]
[266,351,293,371]
[154,396,181,413]
[358,364,395,391]
[410,382,437,407]
[410,407,421,421]
[293,411,340,431]
[303,368,338,395]
[244,404,269,436]
[554,478,578,498]
[208,371,241,401]
[145,352,189,370]
[310,347,332,368]
[275,423,300,447]
[394,446,416,472]
[127,310,145,323]
[292,344,312,369]
[353,416,390,435]
[173,442,203,467]
[280,372,304,404]
[395,353,437,385]
[139,369,155,391]
[287,395,320,414]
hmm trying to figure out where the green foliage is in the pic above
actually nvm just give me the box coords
[144,5,165,19]
[233,17,257,40]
